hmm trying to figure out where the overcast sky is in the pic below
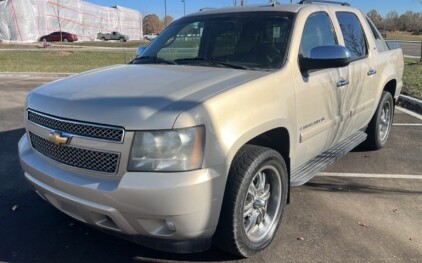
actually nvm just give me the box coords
[87,0,422,19]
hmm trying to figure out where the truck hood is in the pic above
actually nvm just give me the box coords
[28,64,267,130]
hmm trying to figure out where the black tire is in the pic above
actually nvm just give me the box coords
[101,37,106,41]
[63,38,68,42]
[119,37,125,42]
[214,145,288,257]
[363,91,394,150]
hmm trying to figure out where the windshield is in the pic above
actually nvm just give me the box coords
[133,12,294,70]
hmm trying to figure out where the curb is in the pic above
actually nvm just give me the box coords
[399,94,422,109]
[398,95,422,116]
[0,72,75,77]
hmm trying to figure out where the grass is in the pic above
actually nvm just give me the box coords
[62,40,150,48]
[403,58,422,100]
[0,50,134,73]
[385,32,422,42]
[0,40,149,49]
[1,51,421,101]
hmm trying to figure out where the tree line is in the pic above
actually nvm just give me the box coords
[368,10,422,33]
[143,14,174,34]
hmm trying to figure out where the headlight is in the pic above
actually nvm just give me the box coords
[128,126,205,172]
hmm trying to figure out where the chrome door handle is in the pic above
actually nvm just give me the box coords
[367,69,377,76]
[337,79,349,87]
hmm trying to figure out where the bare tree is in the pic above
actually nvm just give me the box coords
[50,0,64,42]
[143,14,161,34]
[367,9,383,29]
[384,11,400,31]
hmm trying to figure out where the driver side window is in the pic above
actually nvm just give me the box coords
[300,12,337,58]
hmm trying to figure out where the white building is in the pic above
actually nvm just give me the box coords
[0,0,142,42]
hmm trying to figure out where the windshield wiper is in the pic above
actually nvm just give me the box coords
[132,56,177,65]
[175,57,250,70]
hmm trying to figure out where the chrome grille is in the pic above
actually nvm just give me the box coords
[28,110,124,142]
[29,132,119,174]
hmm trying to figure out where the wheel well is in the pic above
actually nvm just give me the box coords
[245,128,291,202]
[384,80,397,102]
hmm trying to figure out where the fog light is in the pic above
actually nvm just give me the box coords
[165,219,176,232]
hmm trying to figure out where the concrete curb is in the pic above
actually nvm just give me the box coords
[0,72,74,77]
[399,94,422,109]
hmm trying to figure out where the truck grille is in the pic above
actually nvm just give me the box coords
[29,132,119,174]
[28,110,124,142]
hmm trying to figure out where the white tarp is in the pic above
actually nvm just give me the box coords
[0,0,142,42]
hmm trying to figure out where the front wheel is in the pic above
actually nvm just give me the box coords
[214,145,288,257]
[363,91,394,150]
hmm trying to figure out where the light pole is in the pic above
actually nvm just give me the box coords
[164,0,167,27]
[181,0,186,16]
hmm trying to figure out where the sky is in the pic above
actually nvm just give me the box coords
[87,0,422,19]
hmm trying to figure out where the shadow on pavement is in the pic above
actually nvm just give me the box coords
[0,128,238,263]
[304,177,422,196]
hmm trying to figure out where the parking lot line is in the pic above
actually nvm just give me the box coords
[0,77,39,84]
[396,106,422,121]
[318,172,422,180]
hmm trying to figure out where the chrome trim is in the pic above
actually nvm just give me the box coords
[27,109,125,144]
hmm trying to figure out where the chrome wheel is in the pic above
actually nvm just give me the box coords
[379,100,392,143]
[243,165,281,242]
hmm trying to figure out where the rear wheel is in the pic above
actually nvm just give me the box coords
[214,145,288,257]
[63,38,68,42]
[363,91,394,150]
[101,37,106,41]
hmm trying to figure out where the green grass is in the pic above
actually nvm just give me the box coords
[1,51,421,101]
[62,40,150,48]
[0,50,134,73]
[385,32,422,41]
[403,58,422,100]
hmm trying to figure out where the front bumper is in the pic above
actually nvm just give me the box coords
[18,134,227,252]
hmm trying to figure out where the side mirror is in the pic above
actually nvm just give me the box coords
[300,45,351,73]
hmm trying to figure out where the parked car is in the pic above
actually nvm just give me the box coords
[39,31,78,42]
[97,31,129,42]
[20,0,403,258]
[145,33,158,41]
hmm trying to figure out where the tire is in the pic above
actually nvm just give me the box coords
[63,38,68,42]
[363,91,394,150]
[214,145,288,257]
[41,38,46,42]
[119,37,125,42]
[101,37,106,41]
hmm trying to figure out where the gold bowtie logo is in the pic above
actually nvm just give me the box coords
[48,132,70,145]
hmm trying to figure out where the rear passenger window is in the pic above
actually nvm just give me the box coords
[336,12,368,60]
[300,12,337,58]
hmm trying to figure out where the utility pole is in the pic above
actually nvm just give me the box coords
[181,0,185,16]
[164,0,167,27]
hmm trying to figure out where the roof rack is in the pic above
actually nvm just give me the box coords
[299,0,350,6]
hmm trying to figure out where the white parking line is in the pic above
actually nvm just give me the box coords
[318,172,422,180]
[396,106,422,121]
[393,123,422,126]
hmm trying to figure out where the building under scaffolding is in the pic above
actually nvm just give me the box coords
[0,0,142,42]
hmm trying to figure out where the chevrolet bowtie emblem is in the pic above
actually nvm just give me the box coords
[48,131,70,145]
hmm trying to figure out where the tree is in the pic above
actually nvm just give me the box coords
[143,14,161,34]
[367,9,383,29]
[50,0,64,42]
[384,11,400,31]
[164,16,174,28]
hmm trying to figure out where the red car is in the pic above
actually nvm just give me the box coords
[39,32,78,42]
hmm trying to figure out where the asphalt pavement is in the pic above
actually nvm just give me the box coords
[0,76,421,262]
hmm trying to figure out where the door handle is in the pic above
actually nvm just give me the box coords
[367,69,377,76]
[337,79,349,87]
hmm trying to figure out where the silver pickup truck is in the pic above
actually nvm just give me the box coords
[97,31,129,42]
[19,0,403,257]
